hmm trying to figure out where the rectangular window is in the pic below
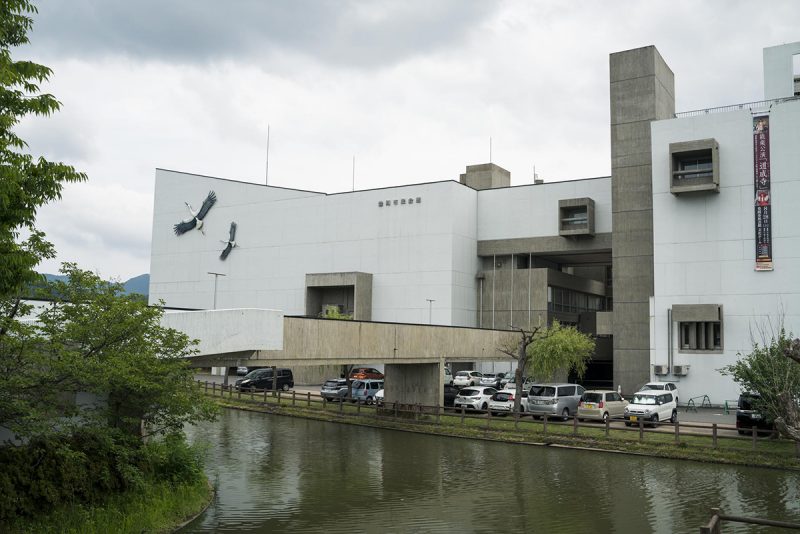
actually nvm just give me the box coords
[679,321,722,351]
[669,139,719,194]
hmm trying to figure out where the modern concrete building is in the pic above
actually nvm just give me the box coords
[149,41,800,403]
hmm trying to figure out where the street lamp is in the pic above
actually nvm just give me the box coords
[208,271,226,309]
[426,298,435,325]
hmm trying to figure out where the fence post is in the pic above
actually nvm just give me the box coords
[543,415,547,435]
[339,398,344,414]
[674,421,680,444]
[639,419,644,442]
[250,388,254,401]
[752,426,757,451]
[461,405,465,426]
[307,392,311,407]
[357,400,361,415]
[323,397,327,411]
[292,390,296,406]
[712,423,718,448]
[573,414,578,436]
[204,381,208,393]
[605,416,610,438]
[212,382,216,396]
[277,390,281,405]
[514,411,519,431]
[486,406,492,429]
[237,388,241,400]
[436,404,440,425]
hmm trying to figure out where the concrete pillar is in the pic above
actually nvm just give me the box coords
[609,46,675,394]
[384,362,443,407]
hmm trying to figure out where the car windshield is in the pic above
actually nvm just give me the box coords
[739,394,759,410]
[642,384,665,390]
[632,394,657,405]
[323,380,343,387]
[582,393,603,403]
[530,386,555,397]
[245,370,270,379]
[352,381,365,390]
[456,372,470,377]
[483,374,496,379]
[459,389,478,397]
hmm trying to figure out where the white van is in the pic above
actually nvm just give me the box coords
[624,391,677,427]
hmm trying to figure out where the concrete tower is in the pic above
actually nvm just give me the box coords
[609,46,675,393]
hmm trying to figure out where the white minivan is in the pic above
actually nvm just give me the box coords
[624,391,677,427]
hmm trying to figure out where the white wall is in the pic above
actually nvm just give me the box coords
[651,100,800,403]
[160,308,284,355]
[150,170,479,326]
[476,177,612,241]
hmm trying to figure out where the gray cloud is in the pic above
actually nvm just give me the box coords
[28,0,494,68]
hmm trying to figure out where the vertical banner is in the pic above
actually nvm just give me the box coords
[753,115,773,271]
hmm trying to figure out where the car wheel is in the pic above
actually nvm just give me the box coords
[561,408,569,421]
[481,402,488,411]
[602,412,609,424]
[651,414,659,428]
[281,383,290,392]
[470,381,475,386]
[366,396,373,405]
[670,410,677,424]
[625,421,632,427]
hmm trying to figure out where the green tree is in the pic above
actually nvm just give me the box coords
[0,264,217,442]
[721,330,800,442]
[500,320,595,413]
[0,1,86,300]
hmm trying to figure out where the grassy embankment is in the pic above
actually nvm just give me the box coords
[208,387,800,470]
[3,477,212,534]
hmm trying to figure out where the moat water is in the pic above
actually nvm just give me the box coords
[181,409,800,533]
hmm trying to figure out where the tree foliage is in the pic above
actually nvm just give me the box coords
[500,320,595,412]
[0,264,217,443]
[721,329,800,442]
[0,0,87,299]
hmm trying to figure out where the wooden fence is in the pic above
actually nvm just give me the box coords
[198,381,799,458]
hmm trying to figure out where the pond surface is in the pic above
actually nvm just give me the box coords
[182,409,800,533]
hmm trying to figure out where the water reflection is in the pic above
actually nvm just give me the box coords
[183,410,800,533]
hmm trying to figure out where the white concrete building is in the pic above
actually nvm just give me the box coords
[149,41,800,403]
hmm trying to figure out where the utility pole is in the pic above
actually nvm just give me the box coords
[426,298,435,325]
[208,271,227,384]
[208,271,226,309]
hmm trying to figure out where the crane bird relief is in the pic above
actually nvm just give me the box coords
[173,191,217,235]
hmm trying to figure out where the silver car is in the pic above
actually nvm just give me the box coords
[453,386,497,411]
[527,383,586,420]
[488,390,529,415]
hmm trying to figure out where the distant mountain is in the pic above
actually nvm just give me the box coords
[41,273,149,297]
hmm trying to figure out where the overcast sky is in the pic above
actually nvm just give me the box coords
[18,0,800,280]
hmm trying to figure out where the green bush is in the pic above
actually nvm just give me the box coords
[0,431,204,523]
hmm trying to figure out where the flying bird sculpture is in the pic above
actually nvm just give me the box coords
[220,221,237,260]
[173,190,217,235]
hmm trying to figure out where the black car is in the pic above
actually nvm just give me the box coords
[736,393,774,435]
[235,368,294,391]
[443,384,460,407]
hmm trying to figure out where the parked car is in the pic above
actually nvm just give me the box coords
[349,367,384,380]
[443,367,454,386]
[527,383,586,420]
[577,390,628,423]
[320,378,349,402]
[488,390,529,415]
[443,384,460,407]
[504,376,535,391]
[350,379,384,404]
[736,392,774,435]
[479,373,505,389]
[638,381,680,406]
[235,368,294,391]
[624,391,677,427]
[375,388,384,406]
[236,366,249,376]
[499,373,514,388]
[454,370,483,387]
[453,386,497,411]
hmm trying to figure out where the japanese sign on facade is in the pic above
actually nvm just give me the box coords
[753,115,773,271]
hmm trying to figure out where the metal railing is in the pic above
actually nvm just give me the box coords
[685,395,711,412]
[675,96,799,118]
